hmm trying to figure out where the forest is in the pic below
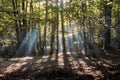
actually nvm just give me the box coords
[0,0,120,80]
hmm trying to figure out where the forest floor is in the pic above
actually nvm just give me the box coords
[0,49,120,80]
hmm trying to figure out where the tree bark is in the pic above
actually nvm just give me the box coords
[61,0,66,55]
[43,0,48,54]
[104,0,113,50]
[21,0,27,40]
[12,0,20,47]
[56,0,59,54]
[50,24,55,54]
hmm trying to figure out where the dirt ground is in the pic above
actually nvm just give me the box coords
[0,50,120,80]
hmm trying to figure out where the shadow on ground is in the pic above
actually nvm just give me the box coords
[0,49,120,80]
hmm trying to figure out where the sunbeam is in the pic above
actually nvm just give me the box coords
[16,29,39,57]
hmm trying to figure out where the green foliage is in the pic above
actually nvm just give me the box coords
[0,0,120,55]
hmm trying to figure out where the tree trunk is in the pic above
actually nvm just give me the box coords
[50,24,55,55]
[61,0,66,55]
[43,0,48,54]
[21,0,27,40]
[81,2,89,57]
[56,0,59,54]
[37,3,42,56]
[12,0,20,47]
[104,0,113,50]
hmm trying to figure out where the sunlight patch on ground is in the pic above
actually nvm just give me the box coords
[36,59,42,63]
[3,62,27,74]
[36,52,64,65]
[66,52,71,55]
[58,53,64,66]
[79,59,87,65]
[84,57,89,60]
[10,57,33,62]
[36,56,49,63]
[0,51,105,78]
[93,71,103,78]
